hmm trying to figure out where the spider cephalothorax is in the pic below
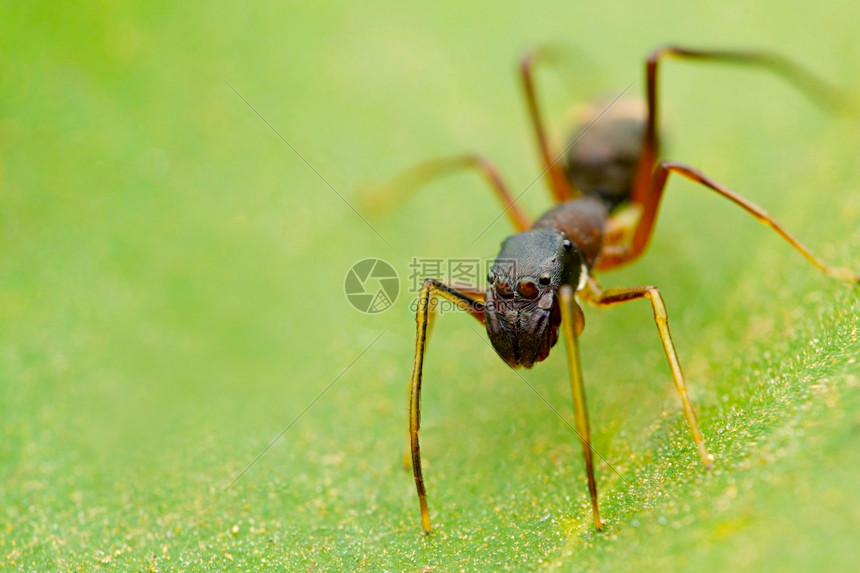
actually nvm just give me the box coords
[484,229,583,368]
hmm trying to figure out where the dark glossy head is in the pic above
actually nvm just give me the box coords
[485,229,585,369]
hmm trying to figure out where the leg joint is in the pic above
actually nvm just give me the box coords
[641,285,669,321]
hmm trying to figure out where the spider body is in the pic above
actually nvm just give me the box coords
[379,45,857,534]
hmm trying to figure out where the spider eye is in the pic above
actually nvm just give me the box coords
[496,280,514,297]
[516,279,539,299]
[562,239,572,252]
[538,275,551,286]
[487,271,495,283]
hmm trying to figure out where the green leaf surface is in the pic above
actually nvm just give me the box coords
[2,1,858,571]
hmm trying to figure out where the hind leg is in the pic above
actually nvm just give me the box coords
[598,160,858,283]
[630,45,847,207]
[520,48,579,203]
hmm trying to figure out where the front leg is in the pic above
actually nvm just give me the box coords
[409,279,485,534]
[559,285,602,530]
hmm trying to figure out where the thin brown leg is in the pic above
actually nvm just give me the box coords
[409,279,485,534]
[631,45,847,206]
[598,160,858,283]
[363,155,531,231]
[520,48,578,203]
[581,279,714,469]
[559,285,602,530]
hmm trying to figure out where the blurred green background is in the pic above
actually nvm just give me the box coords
[2,1,859,571]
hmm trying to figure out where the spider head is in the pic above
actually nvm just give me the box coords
[484,229,585,368]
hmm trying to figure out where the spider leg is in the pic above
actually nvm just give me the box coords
[597,161,858,283]
[409,279,485,533]
[363,155,530,231]
[559,285,602,530]
[631,45,848,206]
[520,48,580,203]
[580,278,714,469]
